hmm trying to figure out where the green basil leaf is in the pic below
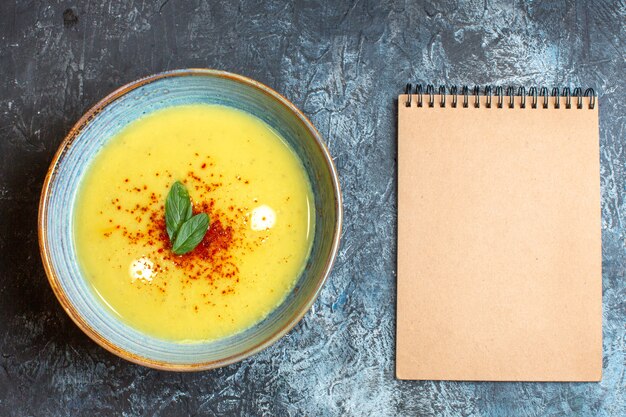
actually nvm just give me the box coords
[165,181,193,241]
[172,213,210,255]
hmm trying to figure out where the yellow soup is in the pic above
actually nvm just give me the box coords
[74,104,315,342]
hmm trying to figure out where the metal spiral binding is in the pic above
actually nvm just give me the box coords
[462,86,469,108]
[496,86,504,108]
[473,86,480,108]
[563,87,571,109]
[552,87,560,109]
[585,88,596,109]
[507,86,515,108]
[403,84,596,109]
[450,86,458,108]
[573,87,582,109]
[439,85,446,107]
[425,85,435,107]
[404,83,412,107]
[416,85,423,107]
[529,87,538,108]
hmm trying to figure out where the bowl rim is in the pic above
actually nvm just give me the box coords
[38,68,343,371]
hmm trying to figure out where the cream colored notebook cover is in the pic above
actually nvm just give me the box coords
[397,87,601,381]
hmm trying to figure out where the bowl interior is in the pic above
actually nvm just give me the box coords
[41,70,341,368]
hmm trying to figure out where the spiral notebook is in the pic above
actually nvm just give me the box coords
[397,86,601,381]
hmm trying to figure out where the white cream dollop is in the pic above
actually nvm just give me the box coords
[250,204,276,231]
[129,257,156,282]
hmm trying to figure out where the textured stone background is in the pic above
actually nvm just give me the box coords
[0,1,624,416]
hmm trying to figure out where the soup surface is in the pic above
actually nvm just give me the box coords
[74,104,314,342]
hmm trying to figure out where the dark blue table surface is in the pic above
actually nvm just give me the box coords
[0,1,624,416]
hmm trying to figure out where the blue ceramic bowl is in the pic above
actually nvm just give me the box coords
[38,69,342,370]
